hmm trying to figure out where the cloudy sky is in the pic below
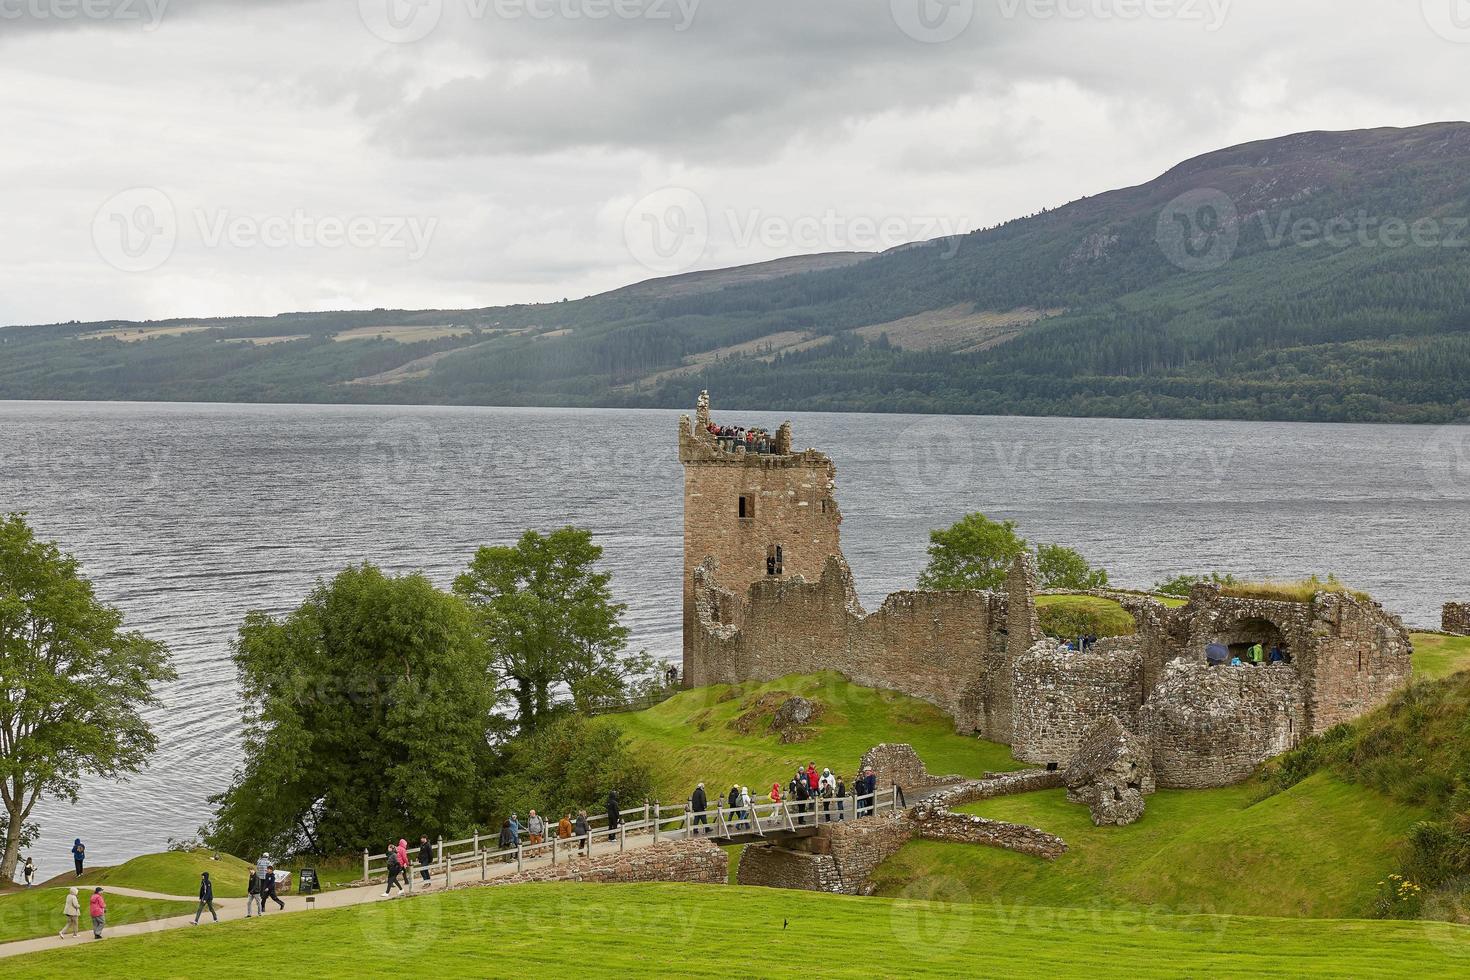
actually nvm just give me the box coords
[1,0,1466,326]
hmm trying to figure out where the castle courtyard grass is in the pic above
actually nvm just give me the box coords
[6,880,1468,978]
[1409,632,1470,680]
[870,773,1422,919]
[613,672,1023,804]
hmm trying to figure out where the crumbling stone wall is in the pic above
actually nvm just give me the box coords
[1010,639,1146,766]
[1141,660,1305,788]
[690,554,1005,734]
[1063,715,1155,826]
[736,815,912,894]
[483,838,726,888]
[925,769,1066,809]
[680,396,843,677]
[858,743,966,793]
[1445,603,1470,636]
[909,808,1068,860]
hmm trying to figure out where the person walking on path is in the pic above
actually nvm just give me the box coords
[509,814,522,847]
[59,888,80,938]
[558,814,573,842]
[192,872,218,924]
[605,791,620,842]
[727,785,741,830]
[395,840,409,880]
[691,782,708,835]
[71,839,85,877]
[246,871,261,917]
[263,865,285,910]
[418,836,433,885]
[574,810,590,853]
[22,856,35,887]
[527,810,546,845]
[383,842,406,897]
[88,888,106,939]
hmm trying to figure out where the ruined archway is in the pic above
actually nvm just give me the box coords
[1208,616,1288,663]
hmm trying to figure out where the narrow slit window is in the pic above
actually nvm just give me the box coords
[739,494,755,520]
[766,544,783,576]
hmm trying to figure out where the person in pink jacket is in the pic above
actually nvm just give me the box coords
[396,839,409,878]
[89,888,106,939]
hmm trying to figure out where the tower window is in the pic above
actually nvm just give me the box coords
[739,494,755,521]
[766,544,783,576]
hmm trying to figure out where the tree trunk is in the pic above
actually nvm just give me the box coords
[0,801,23,883]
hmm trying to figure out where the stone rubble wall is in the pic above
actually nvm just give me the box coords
[1010,639,1146,766]
[1140,660,1305,789]
[1445,603,1470,636]
[908,809,1068,860]
[921,769,1066,809]
[690,554,1005,735]
[480,838,727,888]
[735,815,912,895]
[858,743,967,792]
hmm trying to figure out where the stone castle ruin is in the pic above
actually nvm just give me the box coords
[681,392,1414,790]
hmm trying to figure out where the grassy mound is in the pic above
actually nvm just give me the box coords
[1411,632,1470,680]
[0,888,193,944]
[613,673,1021,803]
[1036,594,1136,638]
[8,881,1469,977]
[1221,576,1371,604]
[63,850,254,898]
[871,774,1421,919]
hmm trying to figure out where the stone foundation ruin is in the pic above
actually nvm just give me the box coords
[1444,602,1470,636]
[680,392,1414,790]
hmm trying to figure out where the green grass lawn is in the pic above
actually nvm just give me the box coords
[0,887,194,944]
[870,773,1422,919]
[61,850,254,897]
[1410,632,1470,680]
[1035,593,1138,636]
[7,881,1468,978]
[613,672,1022,803]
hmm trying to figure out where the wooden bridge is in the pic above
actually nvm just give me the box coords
[363,786,906,887]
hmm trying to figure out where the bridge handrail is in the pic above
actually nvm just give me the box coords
[361,786,901,882]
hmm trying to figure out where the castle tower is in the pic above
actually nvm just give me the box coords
[679,390,842,679]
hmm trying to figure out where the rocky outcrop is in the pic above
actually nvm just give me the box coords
[1063,715,1155,826]
[1444,603,1470,636]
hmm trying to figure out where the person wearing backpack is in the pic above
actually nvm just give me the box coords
[193,871,218,924]
[383,842,405,898]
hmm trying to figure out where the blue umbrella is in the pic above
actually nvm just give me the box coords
[1206,643,1229,664]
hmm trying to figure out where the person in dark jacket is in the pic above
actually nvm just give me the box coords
[605,791,620,842]
[383,843,405,897]
[727,785,741,830]
[192,872,217,924]
[497,820,514,861]
[263,865,284,910]
[246,870,261,917]
[418,836,433,885]
[71,839,85,877]
[574,810,590,853]
[690,783,708,835]
[835,775,847,821]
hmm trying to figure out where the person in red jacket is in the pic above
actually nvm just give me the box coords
[89,888,106,939]
[806,763,819,792]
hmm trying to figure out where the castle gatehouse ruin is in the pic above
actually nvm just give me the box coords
[680,392,1414,789]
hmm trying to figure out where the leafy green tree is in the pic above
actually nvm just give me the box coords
[454,528,651,733]
[917,513,1028,591]
[205,564,499,858]
[484,715,653,826]
[1152,571,1240,597]
[0,514,174,882]
[1036,543,1109,591]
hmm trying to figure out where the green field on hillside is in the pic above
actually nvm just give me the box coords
[614,673,1022,803]
[1410,632,1470,680]
[8,881,1468,978]
[870,774,1420,919]
[63,851,255,898]
[0,888,193,944]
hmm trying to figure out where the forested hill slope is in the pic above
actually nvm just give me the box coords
[5,123,1470,422]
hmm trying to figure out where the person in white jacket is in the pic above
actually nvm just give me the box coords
[59,888,80,938]
[739,787,752,830]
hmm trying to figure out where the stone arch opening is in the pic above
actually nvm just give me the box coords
[1208,616,1289,664]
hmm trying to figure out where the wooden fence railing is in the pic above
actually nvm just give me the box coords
[361,787,903,885]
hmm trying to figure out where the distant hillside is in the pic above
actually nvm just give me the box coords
[5,123,1470,422]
